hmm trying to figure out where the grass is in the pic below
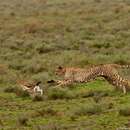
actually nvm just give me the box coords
[0,0,130,129]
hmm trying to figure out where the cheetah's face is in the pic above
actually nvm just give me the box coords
[55,66,65,76]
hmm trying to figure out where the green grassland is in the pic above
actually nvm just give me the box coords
[1,0,130,129]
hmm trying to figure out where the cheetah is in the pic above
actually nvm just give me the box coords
[54,64,130,94]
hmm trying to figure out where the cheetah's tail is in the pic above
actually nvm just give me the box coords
[110,64,130,69]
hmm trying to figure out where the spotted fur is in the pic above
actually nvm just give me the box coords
[55,64,130,94]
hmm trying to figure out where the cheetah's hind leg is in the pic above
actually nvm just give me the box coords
[122,86,126,94]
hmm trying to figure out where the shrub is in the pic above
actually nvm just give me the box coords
[79,90,95,98]
[47,87,75,100]
[22,62,44,74]
[94,0,101,2]
[17,115,29,126]
[14,87,30,98]
[23,19,42,34]
[4,86,30,98]
[79,90,108,98]
[8,60,25,71]
[0,64,8,74]
[4,86,16,93]
[91,43,103,49]
[114,59,130,65]
[36,123,60,130]
[93,95,102,103]
[73,103,103,116]
[119,107,130,116]
[34,108,57,117]
[32,95,43,102]
[92,90,108,103]
[0,119,3,126]
[35,43,56,54]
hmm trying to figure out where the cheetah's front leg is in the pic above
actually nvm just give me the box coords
[56,79,73,87]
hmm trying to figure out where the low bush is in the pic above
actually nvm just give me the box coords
[4,86,16,93]
[73,103,103,116]
[79,90,108,98]
[47,87,75,100]
[4,86,30,98]
[119,107,130,116]
[36,123,60,130]
[23,19,42,34]
[5,86,45,99]
[93,95,102,103]
[32,95,43,102]
[34,108,57,117]
[17,115,29,126]
[14,88,30,98]
[79,90,95,98]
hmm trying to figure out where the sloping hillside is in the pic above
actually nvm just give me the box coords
[0,0,130,130]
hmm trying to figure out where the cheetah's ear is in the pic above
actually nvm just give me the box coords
[58,66,63,69]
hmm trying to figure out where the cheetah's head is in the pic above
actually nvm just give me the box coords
[55,66,66,76]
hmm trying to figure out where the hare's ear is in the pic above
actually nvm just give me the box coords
[58,66,63,69]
